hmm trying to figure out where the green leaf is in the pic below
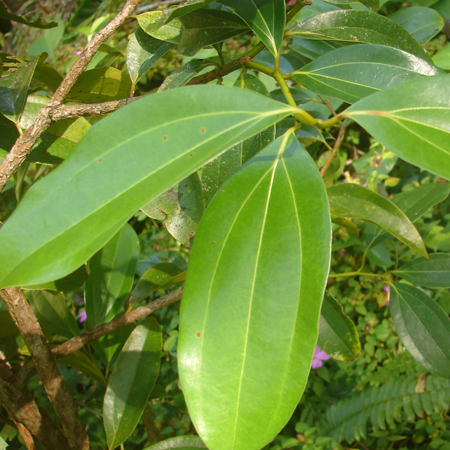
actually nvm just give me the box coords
[58,351,107,387]
[25,265,88,291]
[367,243,392,268]
[318,293,361,361]
[167,0,216,21]
[103,317,162,449]
[127,27,175,84]
[390,282,450,378]
[0,85,294,289]
[346,76,450,181]
[28,290,79,338]
[389,7,444,45]
[218,0,286,55]
[26,20,64,57]
[293,44,441,104]
[130,263,185,305]
[328,183,427,257]
[33,63,63,92]
[144,436,207,450]
[85,223,139,329]
[432,43,450,70]
[366,183,450,249]
[289,10,432,62]
[66,67,131,103]
[322,0,380,11]
[0,55,43,122]
[136,10,182,43]
[0,311,19,338]
[202,73,275,204]
[291,37,345,60]
[0,2,57,29]
[393,253,450,288]
[0,112,19,152]
[0,436,7,450]
[178,131,331,450]
[158,59,216,91]
[142,173,205,247]
[177,8,248,56]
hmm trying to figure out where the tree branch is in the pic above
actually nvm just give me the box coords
[0,288,89,450]
[0,0,141,193]
[320,123,345,177]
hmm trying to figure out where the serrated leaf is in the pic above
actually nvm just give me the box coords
[85,223,139,329]
[346,76,450,181]
[144,436,207,450]
[202,73,275,204]
[0,85,294,289]
[328,183,427,257]
[293,44,441,104]
[0,2,57,29]
[28,290,79,338]
[390,282,450,378]
[289,10,432,62]
[389,7,444,45]
[103,317,162,449]
[0,55,43,122]
[66,66,131,103]
[218,0,285,55]
[319,292,361,361]
[393,253,450,288]
[127,27,174,84]
[178,132,331,450]
[177,8,248,56]
[130,263,185,305]
[142,173,205,247]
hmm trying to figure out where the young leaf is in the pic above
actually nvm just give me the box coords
[141,173,205,247]
[178,132,331,450]
[390,282,450,378]
[202,73,275,204]
[328,183,427,257]
[177,8,248,56]
[389,7,444,44]
[85,223,139,329]
[218,0,286,55]
[130,263,185,305]
[0,85,294,289]
[144,436,207,450]
[103,317,162,449]
[28,290,80,339]
[318,293,361,362]
[0,55,43,122]
[293,44,441,104]
[127,27,175,84]
[346,76,450,181]
[66,67,131,103]
[393,253,450,288]
[289,10,432,62]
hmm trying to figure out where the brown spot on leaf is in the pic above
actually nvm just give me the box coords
[201,128,205,133]
[98,158,102,162]
[190,153,194,157]
[196,333,201,337]
[163,136,167,141]
[211,241,216,245]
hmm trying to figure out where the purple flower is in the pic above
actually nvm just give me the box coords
[384,285,390,294]
[75,50,82,55]
[78,311,87,323]
[339,249,346,257]
[363,183,368,187]
[384,285,390,306]
[311,346,330,369]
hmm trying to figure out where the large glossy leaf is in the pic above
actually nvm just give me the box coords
[85,223,139,329]
[289,10,432,62]
[202,73,275,204]
[144,436,207,450]
[0,85,294,289]
[366,183,450,249]
[293,44,441,104]
[127,27,175,84]
[318,293,361,362]
[142,173,205,247]
[390,282,450,378]
[178,131,331,450]
[0,55,42,122]
[389,7,444,45]
[103,317,162,449]
[328,183,427,257]
[393,253,450,288]
[177,8,248,56]
[136,10,182,43]
[291,37,345,60]
[28,290,80,339]
[66,67,131,103]
[346,76,450,181]
[218,0,286,55]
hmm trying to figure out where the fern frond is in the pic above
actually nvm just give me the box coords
[321,374,450,443]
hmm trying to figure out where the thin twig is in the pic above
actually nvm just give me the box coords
[320,122,345,177]
[0,0,141,193]
[0,288,89,450]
